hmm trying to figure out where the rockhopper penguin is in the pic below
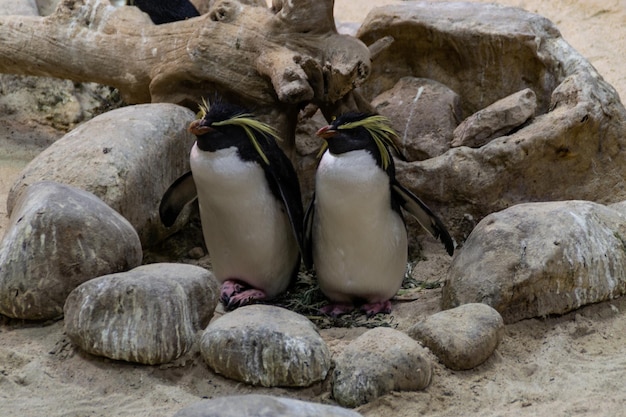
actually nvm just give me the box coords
[160,100,305,309]
[305,113,454,317]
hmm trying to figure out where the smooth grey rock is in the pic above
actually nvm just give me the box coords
[372,77,461,161]
[443,201,626,323]
[173,395,364,417]
[7,103,197,247]
[34,0,61,16]
[408,303,504,370]
[332,327,431,408]
[451,88,537,148]
[200,305,330,387]
[0,0,38,15]
[64,263,219,365]
[0,181,142,320]
[358,3,626,240]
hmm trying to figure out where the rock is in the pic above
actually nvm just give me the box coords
[0,0,38,16]
[332,327,431,408]
[408,303,504,370]
[443,201,626,323]
[200,305,330,387]
[64,263,219,365]
[7,103,197,247]
[451,88,537,148]
[358,3,626,240]
[0,181,142,320]
[173,395,364,417]
[372,77,461,160]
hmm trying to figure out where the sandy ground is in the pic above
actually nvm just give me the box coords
[2,1,626,416]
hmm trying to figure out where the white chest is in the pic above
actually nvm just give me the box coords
[313,149,407,303]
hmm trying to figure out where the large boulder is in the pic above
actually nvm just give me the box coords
[0,181,142,320]
[443,201,626,323]
[64,263,219,365]
[7,103,197,247]
[358,2,626,240]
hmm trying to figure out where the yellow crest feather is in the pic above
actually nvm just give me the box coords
[338,115,400,170]
[212,114,281,166]
[194,98,280,165]
[197,97,210,119]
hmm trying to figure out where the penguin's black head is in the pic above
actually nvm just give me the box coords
[188,99,279,165]
[188,101,248,151]
[316,112,401,170]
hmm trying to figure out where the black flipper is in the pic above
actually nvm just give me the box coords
[258,140,307,272]
[302,193,315,270]
[159,171,198,227]
[391,180,454,256]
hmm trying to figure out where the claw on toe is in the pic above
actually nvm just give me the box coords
[220,280,266,310]
[225,289,266,310]
[220,280,245,304]
[360,300,392,317]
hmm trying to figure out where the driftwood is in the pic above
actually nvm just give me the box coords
[0,0,384,147]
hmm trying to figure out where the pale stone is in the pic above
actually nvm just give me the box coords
[443,201,626,323]
[408,303,504,370]
[7,103,197,247]
[372,77,461,160]
[0,181,142,320]
[451,88,537,148]
[332,327,432,408]
[64,263,219,365]
[200,305,331,387]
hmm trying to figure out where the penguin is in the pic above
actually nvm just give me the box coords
[304,112,454,317]
[131,0,200,25]
[160,100,305,309]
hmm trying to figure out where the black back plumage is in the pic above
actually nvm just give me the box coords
[132,0,199,24]
[308,112,455,256]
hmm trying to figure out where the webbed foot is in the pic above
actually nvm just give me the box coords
[220,280,266,310]
[319,303,355,317]
[360,300,392,317]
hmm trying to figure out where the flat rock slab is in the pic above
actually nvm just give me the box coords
[443,201,626,323]
[358,2,626,240]
[173,395,364,417]
[332,327,432,408]
[452,88,537,148]
[408,303,504,370]
[7,103,197,247]
[0,181,142,320]
[200,305,331,387]
[64,263,219,365]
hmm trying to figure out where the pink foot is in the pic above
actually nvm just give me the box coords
[226,289,266,310]
[220,280,246,304]
[220,280,266,310]
[360,300,392,317]
[319,303,355,317]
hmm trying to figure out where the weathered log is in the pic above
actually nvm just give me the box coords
[0,0,375,145]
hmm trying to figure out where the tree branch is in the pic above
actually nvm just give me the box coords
[0,0,374,146]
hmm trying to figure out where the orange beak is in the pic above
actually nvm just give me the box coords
[316,125,336,139]
[189,119,214,136]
